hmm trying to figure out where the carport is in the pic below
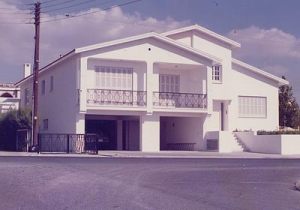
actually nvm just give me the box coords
[160,116,204,151]
[85,115,140,151]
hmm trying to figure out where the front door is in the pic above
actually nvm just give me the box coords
[221,102,224,131]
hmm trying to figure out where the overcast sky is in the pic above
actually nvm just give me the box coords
[1,0,300,101]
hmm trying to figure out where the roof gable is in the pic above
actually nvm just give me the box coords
[162,24,241,49]
[75,32,221,63]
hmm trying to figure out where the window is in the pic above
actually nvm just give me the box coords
[50,76,54,92]
[212,65,222,82]
[41,80,46,95]
[25,88,30,105]
[43,119,48,131]
[238,96,267,118]
[159,74,180,92]
[95,66,133,90]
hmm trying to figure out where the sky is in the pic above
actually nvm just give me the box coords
[1,0,300,101]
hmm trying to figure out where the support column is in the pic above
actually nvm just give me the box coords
[206,65,213,114]
[76,113,85,134]
[79,57,87,112]
[117,120,123,150]
[146,61,154,113]
[140,114,160,152]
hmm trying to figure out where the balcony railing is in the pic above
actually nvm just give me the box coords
[87,89,147,106]
[153,92,207,109]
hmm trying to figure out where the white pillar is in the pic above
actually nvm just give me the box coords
[117,120,123,150]
[146,61,154,113]
[79,57,87,112]
[206,65,213,114]
[140,114,160,152]
[76,113,85,134]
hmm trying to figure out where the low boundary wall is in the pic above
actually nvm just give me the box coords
[235,131,300,155]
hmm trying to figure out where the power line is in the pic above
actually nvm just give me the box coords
[41,0,141,23]
[41,0,81,9]
[42,0,100,13]
[40,0,63,4]
[0,21,32,25]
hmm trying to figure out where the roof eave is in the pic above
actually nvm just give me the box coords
[232,58,289,86]
[15,49,76,86]
[162,24,241,48]
[75,32,221,63]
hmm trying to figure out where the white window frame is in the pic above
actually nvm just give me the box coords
[159,74,180,93]
[238,96,267,118]
[212,65,222,83]
[95,66,133,90]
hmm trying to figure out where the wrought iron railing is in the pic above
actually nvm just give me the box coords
[87,89,147,106]
[153,92,207,108]
[38,133,98,154]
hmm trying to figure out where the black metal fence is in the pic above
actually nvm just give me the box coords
[38,133,98,154]
[86,89,147,106]
[153,92,207,108]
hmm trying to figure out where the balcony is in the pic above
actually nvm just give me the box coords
[86,89,147,107]
[153,92,207,109]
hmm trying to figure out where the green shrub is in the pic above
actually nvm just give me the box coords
[0,109,31,151]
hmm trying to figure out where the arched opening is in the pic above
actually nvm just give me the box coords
[0,92,13,98]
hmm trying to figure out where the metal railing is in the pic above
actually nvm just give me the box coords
[38,133,98,154]
[153,92,207,108]
[87,89,147,106]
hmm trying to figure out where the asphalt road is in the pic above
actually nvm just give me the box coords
[0,157,300,210]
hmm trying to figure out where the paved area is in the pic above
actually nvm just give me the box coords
[2,150,300,159]
[0,157,300,210]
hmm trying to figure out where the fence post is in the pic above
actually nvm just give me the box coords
[38,134,40,154]
[67,134,70,153]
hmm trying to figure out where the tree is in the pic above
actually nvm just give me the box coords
[0,109,31,151]
[279,77,300,128]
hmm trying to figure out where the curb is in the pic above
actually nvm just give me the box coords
[296,180,300,191]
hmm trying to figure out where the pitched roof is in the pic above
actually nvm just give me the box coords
[162,24,241,48]
[75,32,221,62]
[232,58,288,85]
[16,32,222,86]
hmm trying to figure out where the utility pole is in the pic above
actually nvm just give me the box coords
[32,1,41,150]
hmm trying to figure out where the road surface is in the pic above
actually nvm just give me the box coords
[0,157,300,210]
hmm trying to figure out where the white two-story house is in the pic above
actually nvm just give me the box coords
[16,25,288,152]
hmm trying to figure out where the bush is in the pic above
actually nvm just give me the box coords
[0,109,31,151]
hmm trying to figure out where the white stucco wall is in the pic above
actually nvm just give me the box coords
[235,132,300,155]
[20,56,79,134]
[167,30,233,100]
[230,64,279,131]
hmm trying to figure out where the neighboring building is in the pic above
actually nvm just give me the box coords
[0,83,20,114]
[16,25,288,152]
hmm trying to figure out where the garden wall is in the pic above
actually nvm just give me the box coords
[235,131,300,155]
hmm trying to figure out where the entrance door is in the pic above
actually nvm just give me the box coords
[221,102,224,131]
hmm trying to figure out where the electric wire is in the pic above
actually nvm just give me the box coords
[41,0,141,23]
[42,0,101,13]
[41,0,81,9]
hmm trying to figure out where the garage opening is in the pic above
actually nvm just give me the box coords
[85,115,140,151]
[160,116,204,151]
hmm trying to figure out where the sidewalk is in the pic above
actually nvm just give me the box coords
[1,150,300,159]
